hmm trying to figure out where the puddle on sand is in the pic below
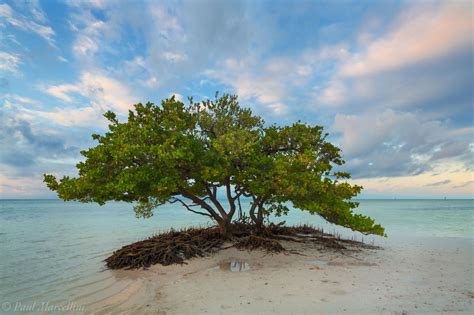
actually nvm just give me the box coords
[311,259,328,266]
[219,260,250,272]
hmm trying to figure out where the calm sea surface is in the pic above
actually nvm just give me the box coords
[0,199,472,309]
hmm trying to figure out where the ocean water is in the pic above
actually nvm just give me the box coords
[0,199,472,311]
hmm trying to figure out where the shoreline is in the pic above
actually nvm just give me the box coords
[87,236,473,314]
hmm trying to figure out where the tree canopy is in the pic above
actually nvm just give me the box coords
[44,94,385,237]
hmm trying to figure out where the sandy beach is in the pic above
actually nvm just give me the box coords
[87,236,473,314]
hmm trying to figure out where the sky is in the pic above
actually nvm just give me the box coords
[0,0,473,199]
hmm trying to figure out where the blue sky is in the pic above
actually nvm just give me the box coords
[0,0,472,198]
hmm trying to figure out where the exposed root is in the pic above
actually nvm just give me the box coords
[105,223,379,269]
[105,227,224,269]
[234,235,285,253]
[266,223,328,236]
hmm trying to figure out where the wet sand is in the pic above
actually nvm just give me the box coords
[90,237,473,314]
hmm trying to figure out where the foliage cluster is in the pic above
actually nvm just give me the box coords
[45,94,384,236]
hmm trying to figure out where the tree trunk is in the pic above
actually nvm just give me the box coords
[179,188,233,237]
[217,217,233,238]
[249,203,264,231]
[256,205,264,229]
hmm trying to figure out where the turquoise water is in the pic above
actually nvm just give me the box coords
[0,199,472,310]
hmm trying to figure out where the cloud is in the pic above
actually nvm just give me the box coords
[315,51,473,128]
[204,45,348,116]
[316,80,347,106]
[313,1,473,125]
[63,0,264,92]
[75,71,137,112]
[39,71,139,127]
[425,180,451,187]
[204,58,288,115]
[350,163,473,198]
[71,17,106,58]
[120,56,160,88]
[453,180,474,189]
[0,96,98,198]
[23,0,48,23]
[340,1,472,77]
[169,93,183,102]
[162,51,188,62]
[1,0,472,198]
[0,173,55,198]
[3,94,41,106]
[66,0,106,9]
[0,3,55,45]
[332,109,473,178]
[47,71,137,109]
[0,112,78,170]
[62,0,347,112]
[45,84,81,103]
[21,105,103,128]
[0,51,21,73]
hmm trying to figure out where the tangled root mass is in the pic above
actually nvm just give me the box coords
[105,223,377,269]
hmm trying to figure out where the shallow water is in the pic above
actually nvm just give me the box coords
[310,259,328,266]
[0,199,472,310]
[218,259,251,272]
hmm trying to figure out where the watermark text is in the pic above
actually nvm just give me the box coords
[1,301,85,313]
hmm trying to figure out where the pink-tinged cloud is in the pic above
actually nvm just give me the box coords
[341,2,473,77]
[332,109,473,178]
[41,71,139,126]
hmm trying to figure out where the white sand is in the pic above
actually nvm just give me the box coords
[91,236,473,314]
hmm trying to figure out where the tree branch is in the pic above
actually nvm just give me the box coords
[179,188,222,223]
[237,195,243,220]
[225,178,237,219]
[249,196,259,223]
[170,197,213,218]
[204,185,228,219]
[234,184,250,199]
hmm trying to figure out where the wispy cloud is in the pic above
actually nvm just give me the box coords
[71,13,106,58]
[453,181,474,189]
[4,94,41,106]
[0,3,55,45]
[0,51,21,74]
[44,71,137,110]
[425,180,451,187]
[45,84,81,103]
[40,71,139,126]
[21,105,103,128]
